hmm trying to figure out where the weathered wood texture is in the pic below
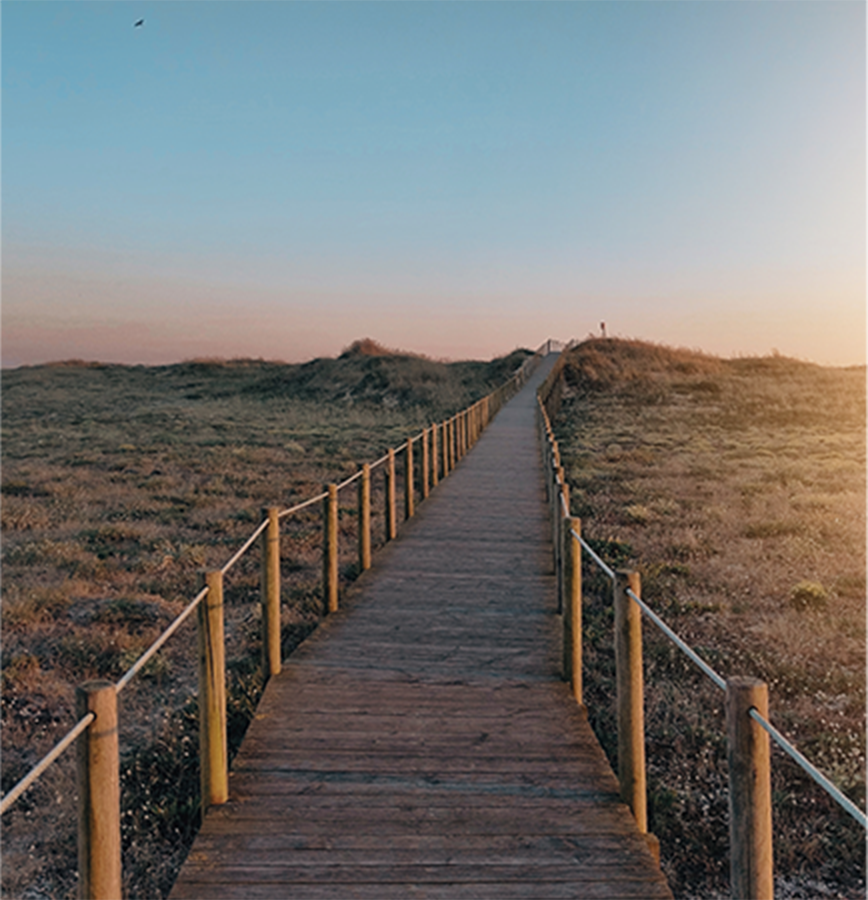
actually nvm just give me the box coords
[170,356,673,900]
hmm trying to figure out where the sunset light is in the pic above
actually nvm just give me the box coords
[3,2,864,365]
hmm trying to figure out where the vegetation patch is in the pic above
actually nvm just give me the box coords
[743,520,805,539]
[1,342,531,899]
[789,580,829,613]
[554,338,865,899]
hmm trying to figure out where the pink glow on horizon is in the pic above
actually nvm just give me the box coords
[3,299,864,370]
[3,261,864,369]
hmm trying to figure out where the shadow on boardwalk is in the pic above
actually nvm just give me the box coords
[170,357,673,900]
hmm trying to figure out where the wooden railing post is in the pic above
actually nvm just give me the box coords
[446,418,454,472]
[76,681,121,900]
[562,516,582,705]
[358,463,371,571]
[551,466,562,589]
[727,677,773,900]
[557,480,570,614]
[386,449,397,540]
[197,569,228,814]
[323,483,339,613]
[453,416,459,463]
[404,438,415,519]
[431,423,439,487]
[440,422,447,477]
[549,462,556,557]
[614,570,647,833]
[422,427,430,499]
[260,506,281,678]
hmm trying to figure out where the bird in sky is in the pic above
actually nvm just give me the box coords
[134,19,144,27]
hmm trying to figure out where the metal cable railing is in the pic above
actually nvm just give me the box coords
[625,584,728,692]
[576,534,616,581]
[749,709,867,828]
[573,497,865,828]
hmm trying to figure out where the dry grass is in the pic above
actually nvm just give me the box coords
[0,346,530,899]
[553,338,865,899]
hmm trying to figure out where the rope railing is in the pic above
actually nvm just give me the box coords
[116,587,210,692]
[2,343,546,898]
[537,345,866,898]
[0,713,95,816]
[370,450,391,470]
[220,519,270,575]
[277,490,328,519]
[336,468,365,490]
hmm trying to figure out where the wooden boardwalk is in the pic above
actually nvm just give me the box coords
[170,358,673,899]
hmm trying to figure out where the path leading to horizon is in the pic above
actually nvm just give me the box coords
[170,356,673,899]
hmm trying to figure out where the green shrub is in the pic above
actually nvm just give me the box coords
[789,580,829,612]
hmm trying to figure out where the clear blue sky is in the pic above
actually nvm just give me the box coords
[3,1,864,366]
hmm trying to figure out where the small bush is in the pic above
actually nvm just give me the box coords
[625,504,652,525]
[744,520,804,539]
[790,580,829,612]
[1,481,28,496]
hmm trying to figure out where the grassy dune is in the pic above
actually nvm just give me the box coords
[552,338,865,899]
[0,343,531,899]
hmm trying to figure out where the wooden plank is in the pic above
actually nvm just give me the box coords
[174,863,667,883]
[172,881,673,900]
[186,831,652,859]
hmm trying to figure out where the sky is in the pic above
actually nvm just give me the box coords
[2,1,865,368]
